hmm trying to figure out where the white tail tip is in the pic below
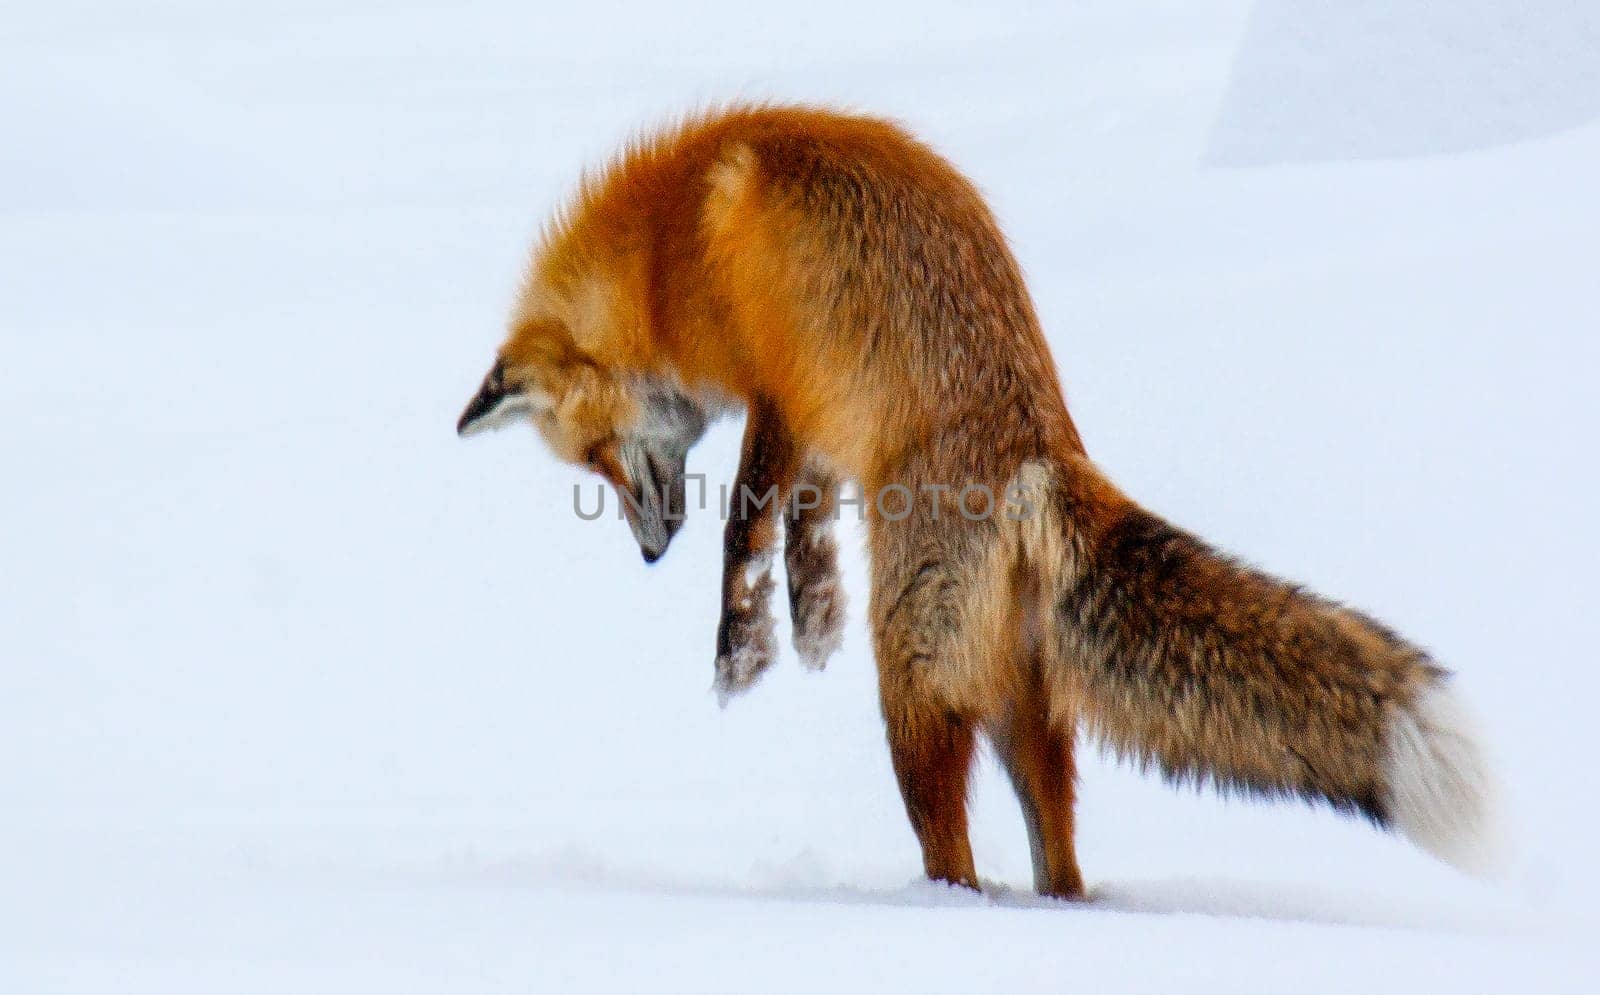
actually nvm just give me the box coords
[1382,681,1501,875]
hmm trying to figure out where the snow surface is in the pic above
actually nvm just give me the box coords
[3,1,1597,991]
[1209,0,1600,163]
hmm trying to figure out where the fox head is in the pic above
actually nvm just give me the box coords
[457,318,708,563]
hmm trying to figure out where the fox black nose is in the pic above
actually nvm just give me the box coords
[641,547,662,564]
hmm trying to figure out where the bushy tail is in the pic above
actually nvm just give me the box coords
[1041,454,1496,872]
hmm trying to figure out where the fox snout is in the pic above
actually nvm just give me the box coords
[619,439,690,564]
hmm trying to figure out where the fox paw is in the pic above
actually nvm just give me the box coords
[784,512,843,671]
[714,634,775,706]
[791,576,844,671]
[713,566,777,706]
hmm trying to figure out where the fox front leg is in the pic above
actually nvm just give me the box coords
[714,398,800,704]
[784,463,845,670]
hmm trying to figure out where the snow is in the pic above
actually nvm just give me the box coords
[1209,0,1600,163]
[2,1,1596,991]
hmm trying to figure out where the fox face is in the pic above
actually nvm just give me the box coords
[457,321,708,562]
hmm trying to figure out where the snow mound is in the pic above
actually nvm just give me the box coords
[1210,0,1600,163]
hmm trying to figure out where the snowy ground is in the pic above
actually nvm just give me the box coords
[3,2,1597,991]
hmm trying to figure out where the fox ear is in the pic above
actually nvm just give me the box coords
[456,359,547,437]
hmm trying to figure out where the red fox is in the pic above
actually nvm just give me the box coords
[457,105,1494,897]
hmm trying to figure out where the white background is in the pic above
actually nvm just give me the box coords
[3,1,1596,991]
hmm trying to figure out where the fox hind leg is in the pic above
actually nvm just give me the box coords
[870,515,992,891]
[990,666,1085,899]
[881,685,980,890]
